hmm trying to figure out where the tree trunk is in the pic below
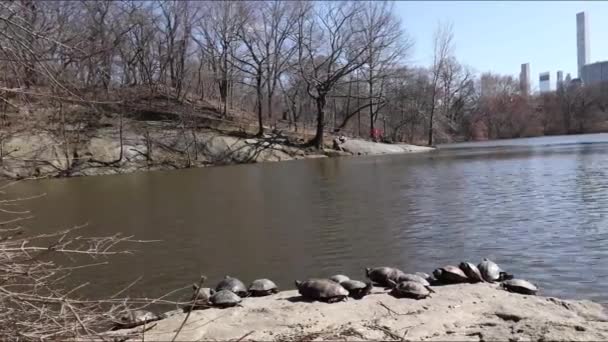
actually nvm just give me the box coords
[345,79,352,130]
[356,75,361,137]
[428,88,437,146]
[311,94,326,149]
[256,74,264,136]
[197,59,204,100]
[428,108,434,146]
[369,82,374,139]
[267,87,273,119]
[333,97,338,131]
[22,0,37,88]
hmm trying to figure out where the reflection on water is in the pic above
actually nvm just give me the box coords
[7,134,608,303]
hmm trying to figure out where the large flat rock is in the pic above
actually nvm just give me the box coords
[340,139,434,155]
[110,283,608,341]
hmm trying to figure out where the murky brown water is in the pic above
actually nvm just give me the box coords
[7,133,608,303]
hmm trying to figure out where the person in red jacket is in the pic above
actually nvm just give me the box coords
[370,128,383,142]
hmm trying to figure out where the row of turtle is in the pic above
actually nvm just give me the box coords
[295,258,536,303]
[112,258,538,330]
[186,276,279,310]
[111,276,278,330]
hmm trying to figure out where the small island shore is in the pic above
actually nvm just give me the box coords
[0,124,433,180]
[108,283,608,341]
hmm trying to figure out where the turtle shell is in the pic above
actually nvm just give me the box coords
[478,259,501,282]
[501,279,538,295]
[390,281,432,299]
[433,265,468,284]
[182,285,215,312]
[415,272,433,282]
[248,279,279,296]
[113,310,164,330]
[329,274,350,283]
[340,280,373,298]
[295,278,349,303]
[365,267,404,287]
[396,273,430,286]
[210,290,242,307]
[459,262,484,283]
[216,276,248,297]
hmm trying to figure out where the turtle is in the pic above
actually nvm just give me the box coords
[329,274,350,284]
[182,276,214,311]
[248,278,279,297]
[183,283,215,312]
[365,267,404,287]
[112,310,164,330]
[478,258,504,283]
[433,265,469,284]
[216,276,248,297]
[501,279,538,295]
[415,272,434,282]
[390,281,435,300]
[340,280,373,299]
[459,262,485,283]
[295,278,349,303]
[210,290,242,308]
[396,273,431,286]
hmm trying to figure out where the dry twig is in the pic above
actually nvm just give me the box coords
[0,183,175,341]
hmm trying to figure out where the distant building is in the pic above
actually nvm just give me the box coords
[581,61,608,85]
[519,63,530,95]
[480,75,489,97]
[564,73,574,89]
[539,72,551,93]
[577,12,590,79]
[556,71,564,90]
[570,78,583,89]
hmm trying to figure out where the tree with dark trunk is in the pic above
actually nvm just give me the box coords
[295,1,380,149]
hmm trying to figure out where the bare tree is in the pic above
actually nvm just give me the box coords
[262,1,298,120]
[194,1,246,117]
[384,67,430,143]
[156,0,198,98]
[427,22,454,146]
[475,73,536,139]
[295,1,375,148]
[358,1,410,139]
[233,3,268,135]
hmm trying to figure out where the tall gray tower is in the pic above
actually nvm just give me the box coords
[577,11,590,78]
[557,70,564,89]
[520,63,530,95]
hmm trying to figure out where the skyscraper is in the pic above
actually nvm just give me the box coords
[557,70,564,90]
[582,61,608,85]
[539,72,551,93]
[577,12,590,78]
[520,63,530,95]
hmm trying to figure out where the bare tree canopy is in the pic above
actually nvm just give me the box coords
[1,0,607,155]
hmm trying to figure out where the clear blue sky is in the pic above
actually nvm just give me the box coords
[395,1,608,91]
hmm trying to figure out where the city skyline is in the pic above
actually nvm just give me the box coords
[396,1,608,90]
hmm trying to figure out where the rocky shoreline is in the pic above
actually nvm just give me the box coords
[0,122,433,180]
[107,283,608,341]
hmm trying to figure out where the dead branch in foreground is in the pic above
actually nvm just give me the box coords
[0,181,173,341]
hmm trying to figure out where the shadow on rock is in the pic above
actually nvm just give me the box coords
[283,295,316,303]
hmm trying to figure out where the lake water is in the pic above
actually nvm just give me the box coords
[6,133,608,304]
